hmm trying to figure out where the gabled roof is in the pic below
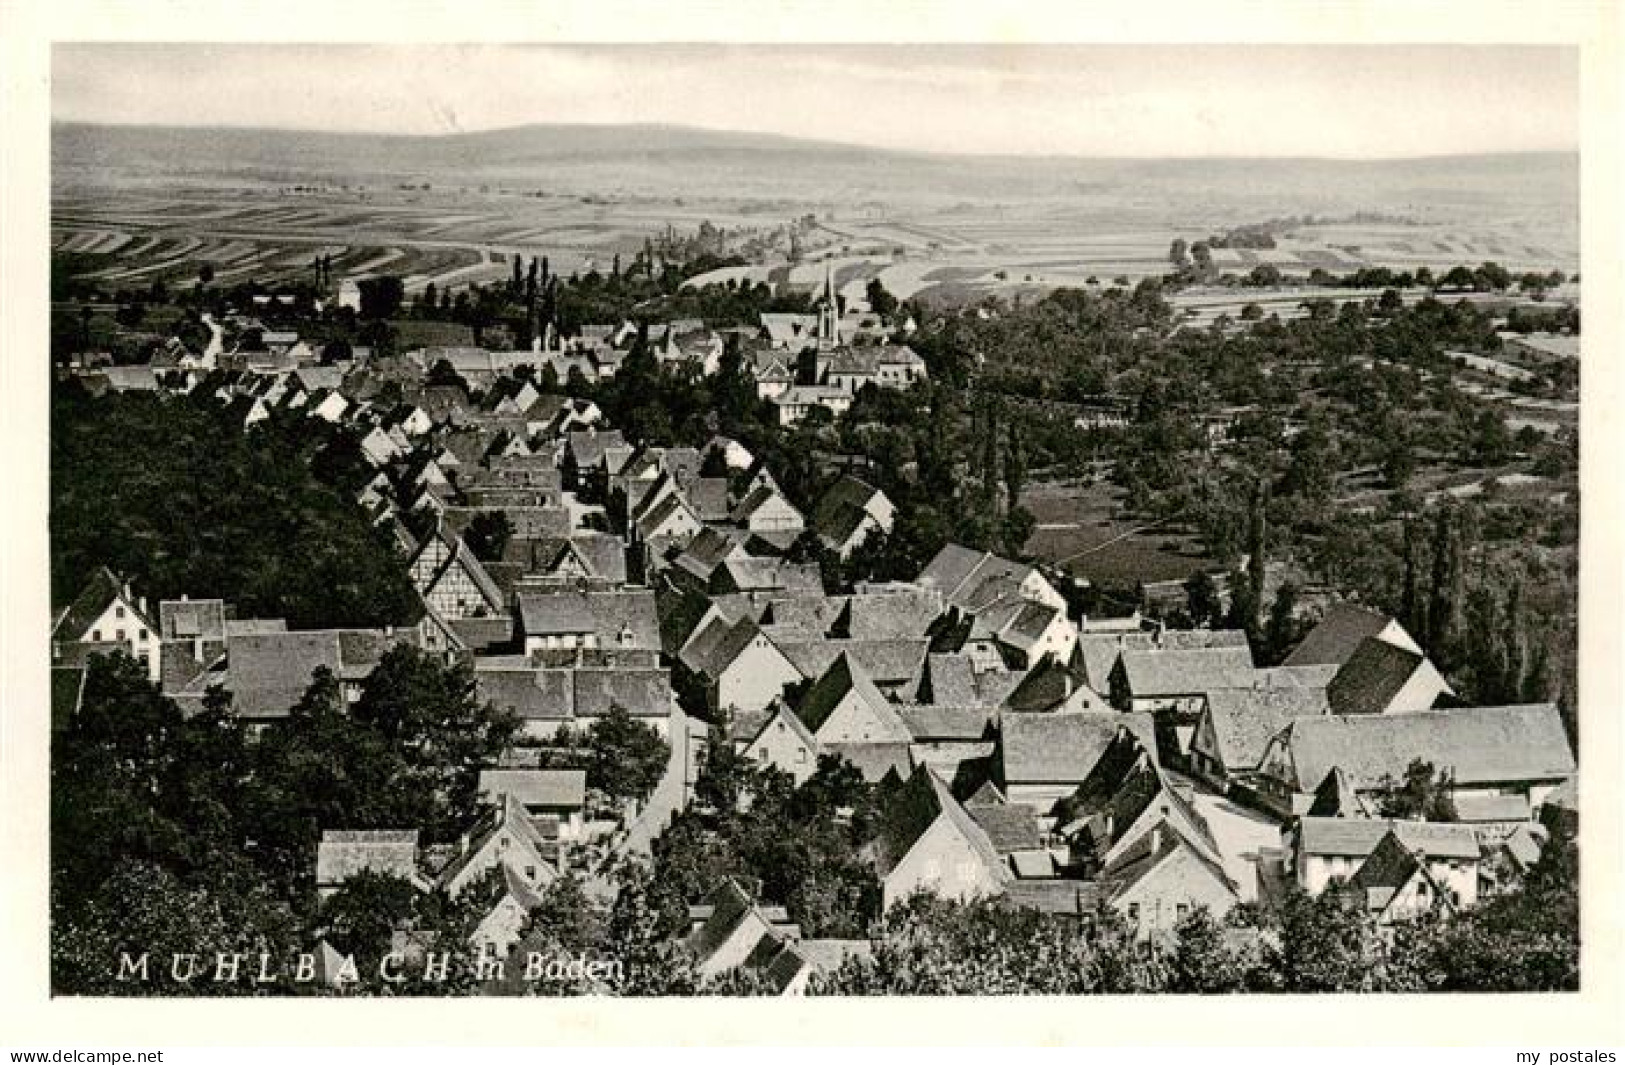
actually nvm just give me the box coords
[53,566,151,641]
[1200,686,1330,772]
[478,768,587,809]
[516,589,659,648]
[823,741,914,784]
[795,652,911,739]
[967,803,1044,854]
[413,523,507,615]
[844,588,942,641]
[1346,831,1444,915]
[1296,817,1481,860]
[778,638,929,687]
[742,702,820,753]
[1325,636,1442,715]
[899,706,995,742]
[916,544,1043,613]
[1278,705,1575,792]
[1116,647,1257,697]
[1000,712,1158,785]
[1099,822,1236,904]
[1305,766,1376,818]
[869,765,1010,883]
[1284,601,1413,667]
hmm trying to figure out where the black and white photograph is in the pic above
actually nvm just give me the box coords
[4,0,1623,1052]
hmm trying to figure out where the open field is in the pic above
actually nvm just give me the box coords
[1021,479,1216,587]
[55,123,1577,306]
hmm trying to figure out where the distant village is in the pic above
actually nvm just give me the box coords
[51,266,1579,995]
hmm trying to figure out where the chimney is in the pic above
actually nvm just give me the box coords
[1149,823,1163,854]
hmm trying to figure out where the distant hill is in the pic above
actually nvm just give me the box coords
[52,121,1578,233]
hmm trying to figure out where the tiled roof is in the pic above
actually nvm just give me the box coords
[478,768,587,809]
[823,741,914,784]
[1283,601,1396,667]
[967,803,1044,854]
[870,765,1010,883]
[1117,647,1257,697]
[158,598,227,642]
[778,638,928,686]
[315,829,421,887]
[1201,686,1330,772]
[1000,712,1158,784]
[1280,705,1574,791]
[1325,637,1430,716]
[795,652,910,739]
[1297,817,1480,860]
[899,706,995,741]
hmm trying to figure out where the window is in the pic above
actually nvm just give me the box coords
[796,748,808,765]
[524,866,536,880]
[115,606,126,619]
[1126,903,1140,923]
[91,629,101,642]
[115,629,125,642]
[138,629,148,642]
[1175,904,1189,922]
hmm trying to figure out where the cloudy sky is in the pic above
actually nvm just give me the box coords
[53,43,1578,159]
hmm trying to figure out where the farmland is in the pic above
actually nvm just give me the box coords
[54,123,1578,308]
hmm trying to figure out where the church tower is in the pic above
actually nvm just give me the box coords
[816,263,841,349]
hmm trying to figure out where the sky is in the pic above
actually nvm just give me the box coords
[52,43,1579,159]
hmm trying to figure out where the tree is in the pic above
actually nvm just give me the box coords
[1184,570,1223,627]
[585,704,669,804]
[463,510,514,562]
[865,277,898,317]
[357,276,405,320]
[1377,759,1458,821]
[349,647,521,839]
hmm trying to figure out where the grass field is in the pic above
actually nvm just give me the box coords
[1021,479,1217,586]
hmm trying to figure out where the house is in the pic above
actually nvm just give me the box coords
[1286,600,1429,670]
[963,597,1078,670]
[1290,817,1480,909]
[470,864,546,958]
[633,488,704,546]
[730,484,806,539]
[438,794,559,898]
[900,705,997,775]
[1058,727,1222,875]
[1342,830,1463,924]
[478,768,588,842]
[1107,647,1258,715]
[753,358,796,401]
[709,558,823,598]
[688,619,805,716]
[51,566,161,682]
[1254,704,1576,817]
[734,703,822,785]
[1187,686,1331,787]
[917,652,1024,708]
[474,665,673,740]
[873,344,929,388]
[315,829,430,901]
[1096,825,1240,940]
[221,626,420,721]
[408,523,509,621]
[515,589,659,654]
[998,712,1158,823]
[772,385,852,426]
[670,527,753,589]
[683,878,803,986]
[916,544,1067,614]
[1324,635,1453,716]
[776,638,929,702]
[812,476,895,558]
[794,652,913,746]
[868,765,1012,911]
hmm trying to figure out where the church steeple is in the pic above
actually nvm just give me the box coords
[817,263,841,349]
